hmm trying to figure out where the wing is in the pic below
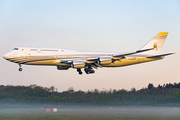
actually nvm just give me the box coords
[112,48,153,57]
[146,53,174,58]
[59,48,154,69]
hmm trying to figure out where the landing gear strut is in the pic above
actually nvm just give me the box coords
[18,63,23,71]
[77,68,83,75]
[84,67,95,74]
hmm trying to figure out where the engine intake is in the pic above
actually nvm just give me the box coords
[99,56,112,65]
[73,61,85,68]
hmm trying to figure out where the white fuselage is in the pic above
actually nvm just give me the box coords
[3,47,162,68]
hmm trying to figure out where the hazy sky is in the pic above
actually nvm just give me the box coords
[0,0,180,92]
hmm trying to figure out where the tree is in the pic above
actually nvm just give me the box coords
[29,84,37,89]
[50,86,55,92]
[158,84,162,89]
[148,83,154,90]
[68,87,75,94]
[131,87,136,93]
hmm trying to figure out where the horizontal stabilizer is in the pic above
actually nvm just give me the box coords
[146,53,174,58]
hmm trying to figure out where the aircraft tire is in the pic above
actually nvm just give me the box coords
[19,68,22,71]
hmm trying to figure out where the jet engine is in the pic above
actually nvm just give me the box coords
[73,61,85,68]
[99,56,112,65]
[57,66,70,70]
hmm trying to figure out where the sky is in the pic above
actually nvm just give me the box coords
[0,0,180,92]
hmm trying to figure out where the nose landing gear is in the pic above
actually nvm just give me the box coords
[18,63,23,71]
[19,68,23,71]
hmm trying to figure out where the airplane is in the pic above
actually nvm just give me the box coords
[3,32,174,75]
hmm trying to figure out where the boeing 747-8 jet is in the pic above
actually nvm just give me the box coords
[3,32,174,75]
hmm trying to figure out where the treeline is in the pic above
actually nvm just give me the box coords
[1,83,180,107]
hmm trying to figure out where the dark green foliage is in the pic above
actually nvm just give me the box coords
[1,83,180,106]
[148,83,154,90]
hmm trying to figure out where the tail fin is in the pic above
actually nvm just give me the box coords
[140,32,168,54]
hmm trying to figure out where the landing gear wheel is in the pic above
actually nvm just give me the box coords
[18,63,22,72]
[84,67,95,74]
[19,68,22,71]
[84,68,89,74]
[90,69,95,73]
[77,68,83,75]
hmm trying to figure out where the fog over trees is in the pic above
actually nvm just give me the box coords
[1,82,180,107]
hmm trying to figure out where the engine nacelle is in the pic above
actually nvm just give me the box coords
[73,61,85,68]
[99,56,112,65]
[57,66,70,70]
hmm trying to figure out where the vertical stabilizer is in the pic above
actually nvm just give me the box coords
[140,32,168,54]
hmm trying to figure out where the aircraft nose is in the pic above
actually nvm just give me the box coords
[3,54,9,59]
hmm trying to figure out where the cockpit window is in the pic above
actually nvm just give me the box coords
[13,48,18,50]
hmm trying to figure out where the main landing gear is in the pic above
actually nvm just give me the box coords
[18,63,23,71]
[77,68,83,75]
[77,67,95,75]
[84,67,95,74]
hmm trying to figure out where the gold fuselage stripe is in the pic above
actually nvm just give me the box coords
[24,57,162,68]
[6,55,163,68]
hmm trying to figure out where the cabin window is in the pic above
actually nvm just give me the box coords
[13,48,18,50]
[41,49,58,52]
[30,49,37,51]
[37,48,41,53]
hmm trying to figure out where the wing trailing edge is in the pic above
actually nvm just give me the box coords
[146,53,174,58]
[112,48,153,57]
